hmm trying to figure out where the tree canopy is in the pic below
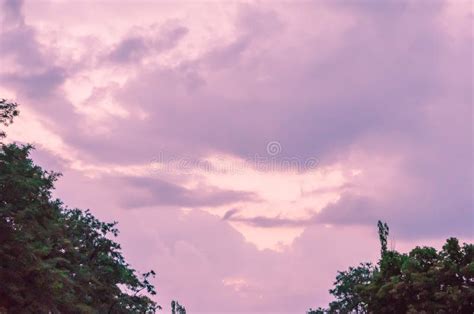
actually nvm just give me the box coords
[308,221,474,313]
[0,99,19,139]
[0,102,159,313]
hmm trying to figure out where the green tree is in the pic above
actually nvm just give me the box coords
[0,99,18,139]
[0,103,159,313]
[327,263,374,313]
[311,221,474,313]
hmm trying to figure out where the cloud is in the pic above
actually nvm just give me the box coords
[114,207,381,313]
[54,1,454,169]
[48,164,461,313]
[223,209,309,228]
[0,0,41,67]
[1,67,66,98]
[2,0,471,238]
[118,176,260,209]
[221,194,374,229]
[222,208,240,220]
[106,24,188,64]
[1,0,473,312]
[0,0,80,136]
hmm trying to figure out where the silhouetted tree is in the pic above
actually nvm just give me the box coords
[377,220,389,257]
[171,300,186,314]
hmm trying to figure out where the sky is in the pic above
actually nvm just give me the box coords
[0,0,473,312]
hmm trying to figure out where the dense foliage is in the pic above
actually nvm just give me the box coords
[0,102,159,313]
[308,222,474,313]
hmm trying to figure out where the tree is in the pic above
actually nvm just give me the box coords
[0,103,159,313]
[311,222,474,313]
[0,99,19,139]
[171,300,186,314]
[327,263,375,313]
[377,220,389,257]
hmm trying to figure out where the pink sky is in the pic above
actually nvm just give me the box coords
[1,0,472,312]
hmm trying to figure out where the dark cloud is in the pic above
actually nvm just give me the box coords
[1,0,23,22]
[1,67,66,98]
[222,208,240,220]
[106,24,188,64]
[224,213,308,228]
[119,176,260,209]
[108,36,147,63]
[312,195,379,226]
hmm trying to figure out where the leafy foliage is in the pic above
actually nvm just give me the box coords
[327,263,375,313]
[0,103,159,313]
[312,221,474,313]
[0,99,19,139]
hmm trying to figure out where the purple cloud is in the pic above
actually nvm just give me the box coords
[106,24,188,64]
[1,0,472,312]
[118,176,259,209]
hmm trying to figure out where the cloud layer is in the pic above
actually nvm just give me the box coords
[1,0,472,312]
